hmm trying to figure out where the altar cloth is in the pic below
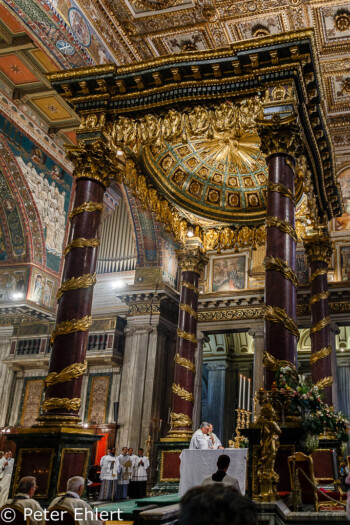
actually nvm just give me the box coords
[178,448,248,497]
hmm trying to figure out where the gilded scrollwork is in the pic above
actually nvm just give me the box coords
[257,114,304,159]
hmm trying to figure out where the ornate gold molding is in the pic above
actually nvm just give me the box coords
[268,181,295,204]
[42,397,81,412]
[50,315,92,345]
[177,328,197,345]
[69,202,104,220]
[170,412,192,428]
[174,353,196,374]
[315,376,333,390]
[172,383,194,403]
[266,216,298,243]
[66,140,121,188]
[304,234,332,264]
[64,238,100,257]
[180,281,199,295]
[264,256,298,288]
[257,114,304,158]
[264,305,300,340]
[310,291,329,306]
[310,268,327,283]
[176,247,208,274]
[263,351,298,380]
[57,274,96,301]
[179,303,198,319]
[310,346,332,366]
[310,316,331,334]
[45,360,87,387]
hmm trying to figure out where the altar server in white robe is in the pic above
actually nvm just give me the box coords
[127,448,138,498]
[208,424,224,449]
[99,449,111,470]
[99,448,119,501]
[131,448,150,499]
[117,447,132,499]
[189,422,213,450]
[0,451,14,507]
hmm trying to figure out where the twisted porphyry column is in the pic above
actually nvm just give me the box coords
[259,115,303,389]
[168,246,208,440]
[304,233,333,405]
[39,141,114,427]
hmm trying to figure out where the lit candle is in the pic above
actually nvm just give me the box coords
[238,374,242,408]
[247,379,251,412]
[242,376,246,410]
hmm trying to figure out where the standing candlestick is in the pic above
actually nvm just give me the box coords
[242,376,246,410]
[238,374,242,408]
[247,378,251,412]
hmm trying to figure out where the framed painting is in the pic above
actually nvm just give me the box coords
[210,253,248,292]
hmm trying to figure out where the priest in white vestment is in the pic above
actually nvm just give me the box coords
[117,447,132,499]
[6,476,45,525]
[208,424,224,449]
[99,448,119,501]
[189,422,213,450]
[49,476,103,525]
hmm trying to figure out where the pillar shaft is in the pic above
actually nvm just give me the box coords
[40,142,111,426]
[304,234,333,405]
[168,247,208,439]
[259,117,303,389]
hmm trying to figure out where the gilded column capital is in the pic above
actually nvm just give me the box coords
[304,234,332,264]
[257,114,304,159]
[176,246,209,274]
[66,140,121,188]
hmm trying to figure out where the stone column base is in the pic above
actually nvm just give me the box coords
[9,427,101,506]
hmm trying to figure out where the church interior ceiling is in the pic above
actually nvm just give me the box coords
[0,0,350,322]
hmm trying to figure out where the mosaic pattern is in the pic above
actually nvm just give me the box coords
[143,139,268,223]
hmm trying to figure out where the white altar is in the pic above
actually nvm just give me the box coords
[178,448,248,497]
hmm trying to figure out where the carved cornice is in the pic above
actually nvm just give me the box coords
[304,234,333,264]
[257,114,304,159]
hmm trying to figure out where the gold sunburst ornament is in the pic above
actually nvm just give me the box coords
[200,130,260,171]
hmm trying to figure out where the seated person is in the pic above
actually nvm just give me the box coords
[202,454,241,493]
[49,476,104,525]
[5,476,45,525]
[180,484,257,525]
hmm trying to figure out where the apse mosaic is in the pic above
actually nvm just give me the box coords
[161,236,178,287]
[0,114,72,272]
[0,166,26,260]
[28,267,56,308]
[143,137,268,223]
[0,266,28,302]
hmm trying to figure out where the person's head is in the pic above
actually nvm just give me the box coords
[200,422,210,435]
[217,454,230,471]
[18,477,37,498]
[106,448,111,455]
[110,447,115,455]
[180,485,257,525]
[208,424,213,433]
[128,448,133,455]
[138,448,144,456]
[122,446,128,454]
[67,476,84,497]
[4,451,11,459]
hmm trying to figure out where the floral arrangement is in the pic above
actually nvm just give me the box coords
[274,364,349,443]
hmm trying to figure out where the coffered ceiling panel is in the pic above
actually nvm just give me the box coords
[0,55,40,85]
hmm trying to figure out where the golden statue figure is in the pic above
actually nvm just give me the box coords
[256,403,281,501]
